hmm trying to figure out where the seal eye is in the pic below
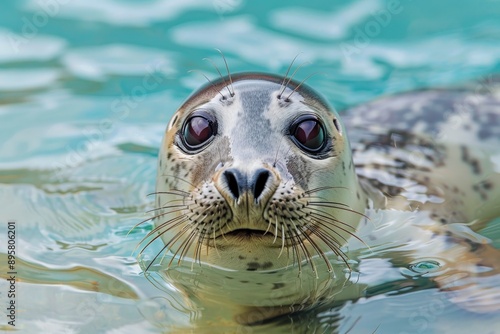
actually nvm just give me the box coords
[182,114,216,149]
[291,117,326,153]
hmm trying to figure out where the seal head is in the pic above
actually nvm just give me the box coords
[154,72,366,272]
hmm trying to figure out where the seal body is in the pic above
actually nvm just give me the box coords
[149,73,500,326]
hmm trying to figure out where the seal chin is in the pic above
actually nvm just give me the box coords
[222,228,272,238]
[209,228,279,247]
[213,223,314,247]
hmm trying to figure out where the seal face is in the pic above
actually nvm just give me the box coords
[153,73,367,274]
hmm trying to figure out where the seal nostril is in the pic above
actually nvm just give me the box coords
[253,169,270,201]
[223,170,240,200]
[222,168,270,202]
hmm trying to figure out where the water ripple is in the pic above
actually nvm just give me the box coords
[271,0,384,40]
[0,29,66,63]
[24,0,217,26]
[62,44,176,81]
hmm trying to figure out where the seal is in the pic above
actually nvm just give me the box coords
[140,71,500,328]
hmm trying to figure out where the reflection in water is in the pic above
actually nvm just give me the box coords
[0,253,138,299]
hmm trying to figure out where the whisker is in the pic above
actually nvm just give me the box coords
[188,70,225,100]
[127,216,154,237]
[273,216,279,244]
[290,221,317,276]
[308,225,341,258]
[280,61,310,100]
[145,203,188,214]
[310,212,369,248]
[168,211,216,270]
[272,137,285,168]
[212,221,220,258]
[203,57,232,98]
[168,226,199,268]
[310,216,351,247]
[304,186,349,195]
[287,229,302,275]
[217,207,230,243]
[192,228,208,270]
[147,190,190,197]
[189,214,213,263]
[308,202,370,219]
[308,208,357,231]
[277,220,285,257]
[344,316,362,334]
[145,214,187,236]
[298,224,333,273]
[142,240,168,273]
[215,141,226,168]
[142,223,191,272]
[137,216,188,256]
[215,48,234,97]
[158,174,196,187]
[264,217,273,236]
[306,197,352,208]
[307,224,351,270]
[286,222,294,268]
[278,53,301,98]
[131,210,186,245]
[194,225,205,266]
[130,201,189,235]
[138,201,212,258]
[174,221,204,267]
[286,60,310,86]
[286,72,319,101]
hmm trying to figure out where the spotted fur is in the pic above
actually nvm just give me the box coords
[345,87,500,224]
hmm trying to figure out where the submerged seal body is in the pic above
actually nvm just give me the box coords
[146,72,500,327]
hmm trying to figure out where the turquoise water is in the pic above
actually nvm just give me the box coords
[1,0,500,333]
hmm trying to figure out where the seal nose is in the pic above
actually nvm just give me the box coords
[222,168,271,202]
